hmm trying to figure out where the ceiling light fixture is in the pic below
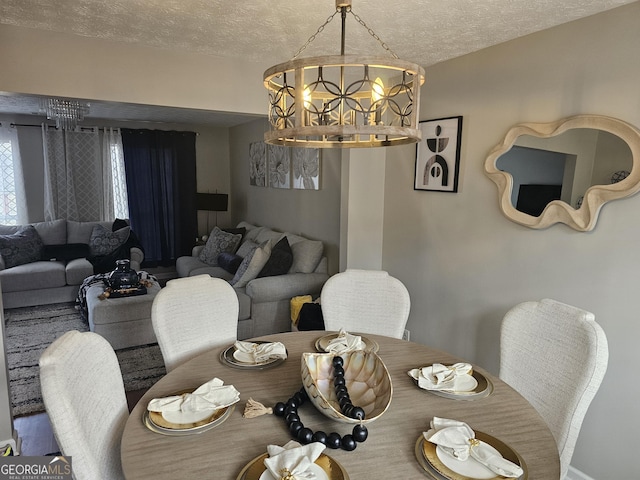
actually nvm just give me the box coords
[264,0,425,148]
[41,98,90,130]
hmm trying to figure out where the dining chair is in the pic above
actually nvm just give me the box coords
[499,298,608,479]
[39,330,128,480]
[151,274,239,371]
[320,269,411,339]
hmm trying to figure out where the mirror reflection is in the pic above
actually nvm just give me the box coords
[496,129,632,216]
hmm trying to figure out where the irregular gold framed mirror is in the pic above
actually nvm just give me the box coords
[484,115,640,231]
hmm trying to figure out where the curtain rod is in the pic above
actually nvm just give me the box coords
[8,123,198,135]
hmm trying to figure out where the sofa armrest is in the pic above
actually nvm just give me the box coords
[245,272,330,303]
[130,246,144,265]
[0,256,5,271]
[192,245,205,257]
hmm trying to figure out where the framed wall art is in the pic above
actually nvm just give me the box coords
[249,141,266,187]
[268,144,290,189]
[414,116,463,192]
[292,148,321,190]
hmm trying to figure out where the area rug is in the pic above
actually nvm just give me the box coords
[4,302,166,417]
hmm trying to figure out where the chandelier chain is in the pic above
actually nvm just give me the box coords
[348,8,398,59]
[291,11,340,60]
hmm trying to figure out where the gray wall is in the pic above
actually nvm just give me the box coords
[382,3,640,478]
[229,119,341,275]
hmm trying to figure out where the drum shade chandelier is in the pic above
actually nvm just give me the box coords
[264,0,425,148]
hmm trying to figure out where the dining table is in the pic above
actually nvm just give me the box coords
[120,330,560,479]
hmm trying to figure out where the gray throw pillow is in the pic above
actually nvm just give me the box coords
[198,226,242,266]
[89,224,130,256]
[0,225,44,268]
[230,241,272,288]
[289,239,323,273]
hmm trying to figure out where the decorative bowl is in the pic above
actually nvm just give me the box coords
[301,351,393,424]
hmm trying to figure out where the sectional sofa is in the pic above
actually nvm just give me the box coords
[176,221,330,339]
[0,219,143,309]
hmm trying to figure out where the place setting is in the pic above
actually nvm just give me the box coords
[143,377,240,436]
[415,417,527,480]
[314,328,379,354]
[408,362,493,400]
[220,340,288,369]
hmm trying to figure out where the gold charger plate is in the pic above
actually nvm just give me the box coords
[143,389,235,436]
[236,452,349,480]
[220,341,287,370]
[314,333,379,353]
[415,432,528,480]
[413,364,494,400]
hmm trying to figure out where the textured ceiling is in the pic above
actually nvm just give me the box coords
[0,0,635,126]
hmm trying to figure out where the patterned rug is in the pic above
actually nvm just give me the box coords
[4,302,166,417]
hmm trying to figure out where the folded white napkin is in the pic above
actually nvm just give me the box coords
[264,440,325,480]
[408,363,475,391]
[147,377,240,423]
[424,417,524,478]
[234,341,287,364]
[325,329,366,354]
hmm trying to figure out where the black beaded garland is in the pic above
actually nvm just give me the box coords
[274,356,370,451]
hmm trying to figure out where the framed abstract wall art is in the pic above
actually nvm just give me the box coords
[249,141,266,187]
[268,144,290,189]
[292,148,321,190]
[414,116,463,192]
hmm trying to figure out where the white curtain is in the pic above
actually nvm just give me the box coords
[43,126,128,222]
[0,126,27,225]
[103,128,129,220]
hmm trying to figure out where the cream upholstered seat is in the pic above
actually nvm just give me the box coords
[499,298,608,479]
[320,269,411,339]
[151,274,238,371]
[39,330,128,480]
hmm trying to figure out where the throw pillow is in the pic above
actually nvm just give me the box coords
[89,224,131,256]
[217,252,243,274]
[230,241,272,288]
[198,226,242,266]
[235,240,258,259]
[42,243,91,261]
[288,239,323,273]
[257,236,293,278]
[0,225,44,268]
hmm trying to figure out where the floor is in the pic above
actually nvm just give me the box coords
[14,388,148,456]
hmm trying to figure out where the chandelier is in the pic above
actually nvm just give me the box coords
[41,98,90,130]
[264,0,425,148]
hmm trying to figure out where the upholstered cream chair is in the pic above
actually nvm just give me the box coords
[151,274,238,371]
[39,330,128,480]
[320,269,411,339]
[499,298,609,479]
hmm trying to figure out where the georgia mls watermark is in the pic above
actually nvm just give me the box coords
[0,456,72,480]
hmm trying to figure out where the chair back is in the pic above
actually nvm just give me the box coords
[39,330,128,480]
[320,269,410,339]
[152,274,238,371]
[499,298,608,478]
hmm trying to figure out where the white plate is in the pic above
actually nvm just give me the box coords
[258,463,328,480]
[444,374,478,393]
[233,350,258,364]
[436,443,501,480]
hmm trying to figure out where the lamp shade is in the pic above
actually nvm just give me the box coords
[197,193,228,212]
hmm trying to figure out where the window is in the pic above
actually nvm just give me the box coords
[109,139,129,219]
[0,131,19,225]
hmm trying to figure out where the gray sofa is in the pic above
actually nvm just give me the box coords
[176,221,329,339]
[0,219,144,309]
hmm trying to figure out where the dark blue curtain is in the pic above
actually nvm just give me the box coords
[121,129,197,267]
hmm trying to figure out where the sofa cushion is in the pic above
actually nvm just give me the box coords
[217,252,243,274]
[257,236,293,278]
[66,258,95,285]
[89,224,130,256]
[0,225,44,268]
[190,266,234,281]
[230,241,272,288]
[236,240,258,259]
[198,226,242,266]
[255,229,283,245]
[0,260,66,292]
[42,243,91,261]
[289,239,324,273]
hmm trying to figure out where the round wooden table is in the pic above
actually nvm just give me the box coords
[121,331,560,479]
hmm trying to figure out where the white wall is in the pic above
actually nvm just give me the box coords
[382,3,640,478]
